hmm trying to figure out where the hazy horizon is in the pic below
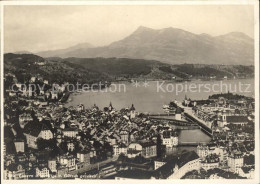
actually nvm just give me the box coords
[4,5,254,53]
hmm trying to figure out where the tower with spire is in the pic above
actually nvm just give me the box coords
[175,107,182,121]
[108,102,113,111]
[130,104,136,119]
[184,94,189,106]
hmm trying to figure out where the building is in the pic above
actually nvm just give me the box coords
[35,166,50,178]
[201,154,220,170]
[217,114,228,127]
[113,143,128,156]
[28,85,33,97]
[39,125,53,140]
[197,144,226,162]
[67,142,75,152]
[108,102,114,111]
[62,128,78,138]
[77,104,85,112]
[228,151,244,173]
[154,161,166,170]
[4,163,25,180]
[14,139,25,153]
[128,140,157,158]
[51,91,59,100]
[77,150,90,163]
[23,122,53,149]
[59,155,76,171]
[43,80,48,85]
[130,104,136,119]
[48,159,57,173]
[175,107,182,120]
[3,143,6,156]
[197,144,210,159]
[30,77,36,83]
[19,113,33,129]
[120,130,129,145]
[162,130,178,147]
[226,116,249,126]
[39,89,45,95]
[107,135,117,145]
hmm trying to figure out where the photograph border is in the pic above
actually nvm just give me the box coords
[0,1,259,184]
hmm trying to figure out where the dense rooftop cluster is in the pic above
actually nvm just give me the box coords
[3,70,255,180]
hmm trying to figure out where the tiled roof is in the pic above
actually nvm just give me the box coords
[241,166,253,174]
[127,149,141,154]
[63,127,78,131]
[24,122,50,137]
[138,140,156,148]
[226,116,248,123]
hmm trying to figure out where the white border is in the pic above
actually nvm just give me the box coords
[1,2,4,183]
[0,1,259,184]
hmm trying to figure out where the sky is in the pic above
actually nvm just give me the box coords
[4,5,255,53]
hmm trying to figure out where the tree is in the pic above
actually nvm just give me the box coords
[103,142,113,154]
[133,155,146,164]
[117,153,127,163]
[36,138,57,151]
[59,141,68,153]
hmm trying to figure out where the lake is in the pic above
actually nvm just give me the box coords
[66,79,254,114]
[65,79,254,148]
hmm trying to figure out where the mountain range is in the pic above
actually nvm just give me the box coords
[36,26,254,65]
[37,42,94,58]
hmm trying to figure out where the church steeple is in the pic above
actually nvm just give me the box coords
[130,104,136,119]
[130,104,135,111]
[109,102,113,111]
[185,94,188,100]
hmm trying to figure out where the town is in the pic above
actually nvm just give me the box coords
[3,72,255,180]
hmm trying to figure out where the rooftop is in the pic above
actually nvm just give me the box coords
[226,116,248,123]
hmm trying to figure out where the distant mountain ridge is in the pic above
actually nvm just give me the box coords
[36,26,254,65]
[4,53,254,83]
[36,42,94,58]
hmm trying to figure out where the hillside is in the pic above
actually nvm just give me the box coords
[61,57,254,80]
[4,53,109,85]
[62,57,159,77]
[36,26,254,65]
[4,54,254,84]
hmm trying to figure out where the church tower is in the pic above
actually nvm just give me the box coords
[175,107,182,121]
[130,104,136,119]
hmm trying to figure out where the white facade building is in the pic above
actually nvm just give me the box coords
[35,167,50,178]
[228,152,244,173]
[113,143,128,156]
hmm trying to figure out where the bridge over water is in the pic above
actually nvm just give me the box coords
[178,142,209,146]
[174,102,213,137]
[148,115,198,127]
